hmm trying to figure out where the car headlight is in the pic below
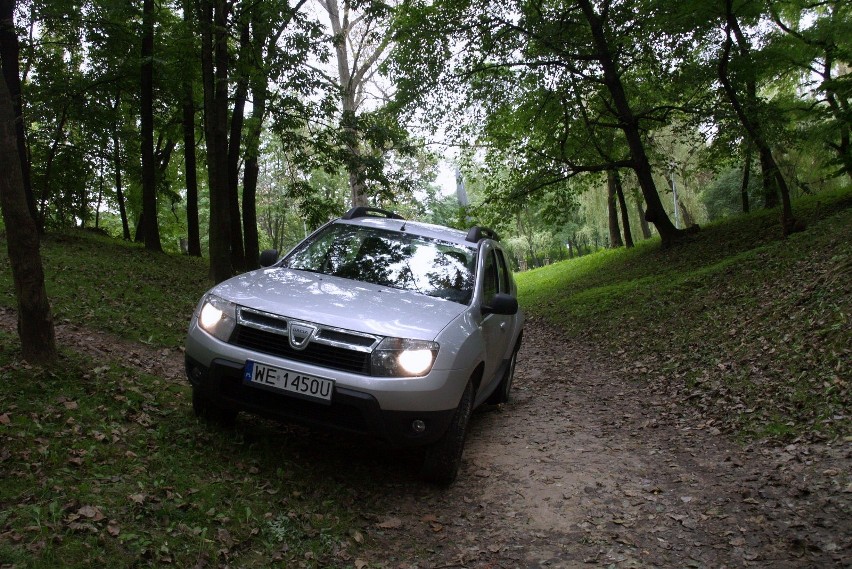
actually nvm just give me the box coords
[197,294,237,341]
[372,338,439,377]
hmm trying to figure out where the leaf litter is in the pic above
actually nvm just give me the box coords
[0,304,849,568]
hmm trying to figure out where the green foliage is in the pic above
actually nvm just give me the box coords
[702,166,762,221]
[387,0,851,246]
[516,188,852,441]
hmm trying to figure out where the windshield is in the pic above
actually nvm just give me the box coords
[284,224,476,304]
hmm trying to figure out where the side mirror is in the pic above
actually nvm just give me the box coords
[482,293,519,316]
[259,249,279,267]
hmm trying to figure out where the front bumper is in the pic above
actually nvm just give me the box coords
[185,355,456,447]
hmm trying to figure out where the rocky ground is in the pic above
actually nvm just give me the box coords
[3,310,849,567]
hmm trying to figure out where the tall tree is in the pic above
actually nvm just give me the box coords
[0,0,35,223]
[768,0,851,183]
[226,14,249,272]
[240,0,311,269]
[612,170,633,247]
[179,0,201,256]
[181,69,201,256]
[718,0,799,235]
[140,0,162,251]
[0,72,57,364]
[606,171,624,248]
[318,0,392,206]
[111,91,132,240]
[198,0,232,282]
[576,0,682,245]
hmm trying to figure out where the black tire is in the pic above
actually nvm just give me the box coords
[192,389,238,426]
[421,381,474,486]
[487,341,521,405]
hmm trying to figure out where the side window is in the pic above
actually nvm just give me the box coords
[482,250,498,303]
[495,249,511,294]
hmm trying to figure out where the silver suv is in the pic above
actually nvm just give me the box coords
[185,207,524,484]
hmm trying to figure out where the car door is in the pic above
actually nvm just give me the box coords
[478,245,515,398]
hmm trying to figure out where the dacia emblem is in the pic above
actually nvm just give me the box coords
[288,321,317,351]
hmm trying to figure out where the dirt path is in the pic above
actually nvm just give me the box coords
[3,310,849,567]
[352,319,850,568]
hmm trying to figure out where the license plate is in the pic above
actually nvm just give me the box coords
[243,361,334,403]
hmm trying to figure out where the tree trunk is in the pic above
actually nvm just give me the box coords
[0,0,36,223]
[719,0,799,235]
[632,188,652,239]
[678,199,696,228]
[95,166,103,228]
[613,171,633,247]
[242,68,267,270]
[322,0,378,207]
[134,212,144,242]
[111,93,131,240]
[0,73,57,364]
[156,137,176,174]
[226,19,249,272]
[606,171,623,248]
[140,0,162,252]
[180,0,201,256]
[38,103,69,232]
[740,142,751,213]
[199,0,233,282]
[182,87,201,256]
[757,147,778,208]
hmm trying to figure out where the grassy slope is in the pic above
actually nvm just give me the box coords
[0,234,368,567]
[0,190,849,566]
[516,188,851,441]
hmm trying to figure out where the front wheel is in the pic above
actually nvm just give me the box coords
[487,341,520,405]
[421,381,474,486]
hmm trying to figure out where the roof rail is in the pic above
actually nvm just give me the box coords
[342,206,404,221]
[465,226,500,243]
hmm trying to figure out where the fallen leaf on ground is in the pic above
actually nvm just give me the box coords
[77,505,105,521]
[376,517,403,529]
[216,528,234,548]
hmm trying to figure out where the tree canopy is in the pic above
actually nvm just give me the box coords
[0,0,847,279]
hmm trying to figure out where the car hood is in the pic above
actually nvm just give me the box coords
[210,267,467,340]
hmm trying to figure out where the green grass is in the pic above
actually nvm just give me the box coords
[0,189,849,565]
[1,230,211,347]
[516,187,851,441]
[0,231,402,568]
[0,345,378,568]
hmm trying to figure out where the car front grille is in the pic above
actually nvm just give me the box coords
[229,307,378,375]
